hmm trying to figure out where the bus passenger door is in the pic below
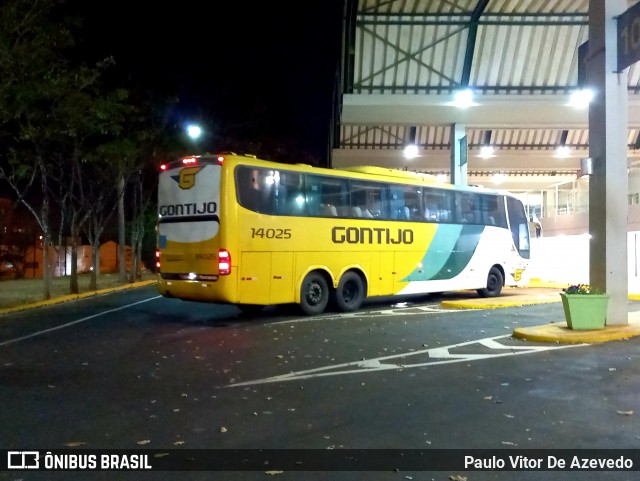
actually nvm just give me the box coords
[372,251,395,296]
[239,252,271,304]
[270,252,294,304]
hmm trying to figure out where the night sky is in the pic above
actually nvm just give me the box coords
[74,1,344,162]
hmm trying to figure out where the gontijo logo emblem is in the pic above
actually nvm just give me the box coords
[171,166,202,190]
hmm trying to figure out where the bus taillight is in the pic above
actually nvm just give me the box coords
[155,250,161,269]
[218,249,231,275]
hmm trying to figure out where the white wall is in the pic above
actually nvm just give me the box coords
[530,232,640,293]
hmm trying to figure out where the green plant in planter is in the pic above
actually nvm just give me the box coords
[563,284,602,295]
[560,284,608,330]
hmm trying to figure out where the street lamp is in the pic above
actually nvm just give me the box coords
[186,124,203,140]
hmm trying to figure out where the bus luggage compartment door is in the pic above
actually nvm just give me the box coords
[239,252,270,305]
[238,252,294,305]
[270,251,293,304]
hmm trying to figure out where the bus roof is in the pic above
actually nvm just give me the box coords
[341,166,440,183]
[167,153,512,196]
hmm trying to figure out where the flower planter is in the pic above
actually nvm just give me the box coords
[559,292,609,330]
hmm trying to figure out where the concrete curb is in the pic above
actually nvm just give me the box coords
[0,280,157,317]
[513,318,640,344]
[441,288,640,344]
[441,297,560,309]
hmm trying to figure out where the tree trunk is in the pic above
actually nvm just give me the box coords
[69,224,79,294]
[90,241,99,291]
[136,232,144,280]
[129,227,138,283]
[41,233,51,300]
[117,174,127,282]
[39,159,52,301]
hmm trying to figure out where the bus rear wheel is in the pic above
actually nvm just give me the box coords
[477,266,503,298]
[300,272,330,315]
[334,271,365,312]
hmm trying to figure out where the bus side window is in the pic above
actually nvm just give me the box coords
[350,181,369,218]
[456,192,480,224]
[370,184,387,219]
[401,185,422,221]
[319,176,349,217]
[235,166,274,214]
[279,172,305,216]
[424,187,453,223]
[305,176,324,216]
[389,188,405,220]
[483,194,507,227]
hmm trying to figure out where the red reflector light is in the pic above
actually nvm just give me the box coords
[218,249,231,275]
[182,156,198,165]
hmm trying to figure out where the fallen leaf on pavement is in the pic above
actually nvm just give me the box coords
[64,442,86,447]
[449,475,467,481]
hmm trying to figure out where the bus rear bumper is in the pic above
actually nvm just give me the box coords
[158,278,234,304]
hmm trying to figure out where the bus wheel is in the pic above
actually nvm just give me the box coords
[477,266,503,298]
[300,272,330,315]
[334,271,365,312]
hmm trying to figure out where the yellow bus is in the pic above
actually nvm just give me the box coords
[157,153,530,315]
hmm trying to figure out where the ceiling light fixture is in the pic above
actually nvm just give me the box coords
[555,130,571,158]
[555,145,571,158]
[452,88,474,108]
[479,145,494,159]
[403,144,419,159]
[403,126,419,159]
[568,89,594,109]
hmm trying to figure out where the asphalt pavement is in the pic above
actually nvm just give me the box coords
[3,281,640,344]
[2,283,640,480]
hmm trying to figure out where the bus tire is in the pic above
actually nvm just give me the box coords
[477,266,503,298]
[334,271,365,312]
[300,272,330,315]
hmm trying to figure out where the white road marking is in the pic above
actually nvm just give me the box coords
[273,304,457,325]
[0,296,162,347]
[225,335,586,388]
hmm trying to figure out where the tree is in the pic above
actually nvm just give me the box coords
[0,0,127,298]
[122,94,181,282]
[0,0,80,299]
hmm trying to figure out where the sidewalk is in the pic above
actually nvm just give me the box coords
[0,273,157,317]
